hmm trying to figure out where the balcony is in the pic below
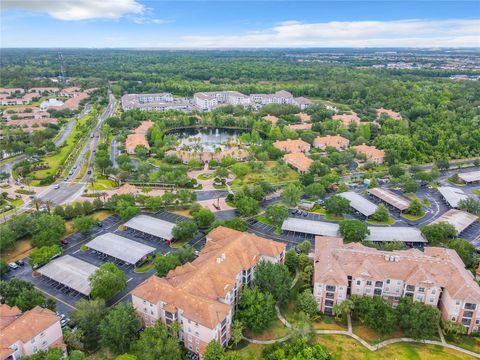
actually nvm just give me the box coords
[406,285,415,292]
[375,281,383,288]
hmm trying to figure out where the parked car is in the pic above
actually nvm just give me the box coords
[15,260,25,266]
[54,184,60,189]
[8,263,18,270]
[15,194,22,199]
[61,239,69,246]
[87,170,92,175]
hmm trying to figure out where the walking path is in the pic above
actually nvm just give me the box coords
[244,309,480,358]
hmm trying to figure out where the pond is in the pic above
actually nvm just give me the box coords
[169,128,245,152]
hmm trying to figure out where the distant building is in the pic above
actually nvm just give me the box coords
[262,114,279,125]
[376,107,402,120]
[353,144,385,164]
[293,97,313,110]
[122,93,191,112]
[131,227,285,357]
[296,112,311,122]
[273,139,311,153]
[283,152,313,174]
[287,123,312,131]
[332,112,361,126]
[313,236,480,334]
[314,135,349,151]
[0,305,66,359]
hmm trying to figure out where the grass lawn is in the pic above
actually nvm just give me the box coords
[312,316,348,331]
[313,334,476,360]
[447,178,465,186]
[401,212,425,221]
[244,318,289,341]
[367,217,395,225]
[352,322,405,344]
[15,189,35,195]
[172,209,192,218]
[11,198,24,207]
[134,262,156,273]
[88,177,116,190]
[472,189,480,195]
[1,237,33,262]
[448,335,480,353]
[324,213,344,221]
[311,206,326,214]
[198,173,214,180]
[0,184,12,189]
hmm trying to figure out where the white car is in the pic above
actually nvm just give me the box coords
[8,263,19,270]
[54,184,60,189]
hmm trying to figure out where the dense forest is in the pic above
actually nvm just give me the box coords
[1,49,479,162]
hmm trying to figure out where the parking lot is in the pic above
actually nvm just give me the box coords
[156,210,190,223]
[6,212,182,313]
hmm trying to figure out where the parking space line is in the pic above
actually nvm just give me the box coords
[127,277,133,283]
[35,286,76,310]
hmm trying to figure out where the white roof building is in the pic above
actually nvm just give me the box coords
[437,186,470,208]
[338,191,378,217]
[124,214,176,240]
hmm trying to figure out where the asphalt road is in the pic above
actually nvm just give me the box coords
[38,94,116,205]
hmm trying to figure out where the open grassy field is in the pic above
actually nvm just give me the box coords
[244,318,289,341]
[231,161,299,188]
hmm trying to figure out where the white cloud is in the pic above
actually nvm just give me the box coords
[179,19,480,48]
[2,0,144,21]
[131,16,172,25]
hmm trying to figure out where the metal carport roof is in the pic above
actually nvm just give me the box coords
[86,232,156,265]
[37,255,97,296]
[124,214,175,240]
[338,191,378,217]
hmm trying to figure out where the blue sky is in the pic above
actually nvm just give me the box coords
[1,1,479,48]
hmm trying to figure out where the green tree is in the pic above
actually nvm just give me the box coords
[421,223,457,245]
[296,289,318,318]
[261,338,330,360]
[155,255,181,277]
[407,198,424,216]
[131,322,183,360]
[70,299,107,351]
[210,218,248,232]
[265,205,288,227]
[172,221,198,242]
[396,297,440,339]
[203,340,224,360]
[332,299,353,322]
[0,278,55,311]
[325,195,350,216]
[0,225,15,251]
[284,248,299,273]
[234,196,259,216]
[297,240,311,255]
[134,145,149,159]
[435,158,450,171]
[371,204,390,222]
[231,163,250,178]
[339,219,369,242]
[305,183,326,199]
[29,245,62,267]
[192,208,215,228]
[236,287,276,333]
[115,201,140,221]
[215,167,229,179]
[403,178,418,193]
[281,183,303,206]
[388,164,405,178]
[72,215,96,234]
[230,320,244,349]
[99,303,142,355]
[90,262,127,300]
[254,261,292,305]
[0,260,9,278]
[31,214,66,247]
[442,320,466,341]
[448,239,478,268]
[368,178,379,188]
[458,197,480,215]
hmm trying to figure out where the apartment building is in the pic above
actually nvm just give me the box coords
[0,305,66,360]
[283,152,313,174]
[377,107,402,120]
[273,139,311,153]
[353,144,385,164]
[332,113,361,126]
[122,93,191,112]
[250,90,295,107]
[314,135,350,151]
[193,92,220,112]
[131,227,285,357]
[313,236,480,334]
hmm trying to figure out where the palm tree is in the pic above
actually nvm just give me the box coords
[43,200,55,213]
[31,197,43,212]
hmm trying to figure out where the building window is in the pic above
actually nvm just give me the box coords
[418,287,425,293]
[366,281,372,286]
[386,279,390,284]
[356,280,361,285]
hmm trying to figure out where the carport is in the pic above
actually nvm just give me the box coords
[281,218,339,237]
[458,171,480,184]
[437,186,470,208]
[37,255,97,297]
[367,188,410,213]
[86,232,156,267]
[366,226,426,246]
[124,214,175,243]
[431,209,478,235]
[338,191,378,218]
